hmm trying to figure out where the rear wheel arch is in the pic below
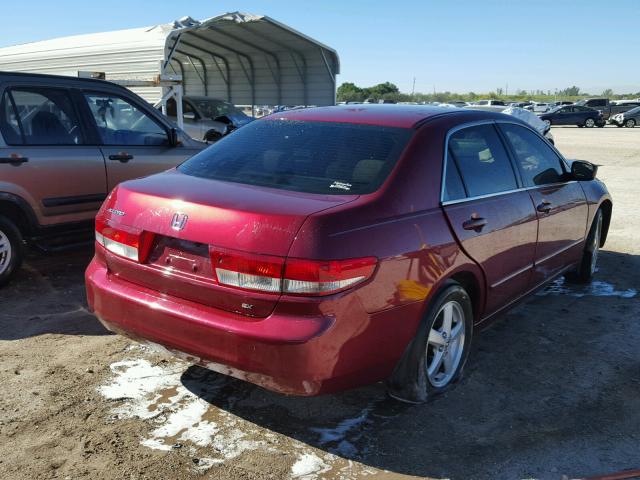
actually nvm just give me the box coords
[387,280,475,403]
[599,199,612,247]
[448,270,482,322]
[0,195,36,237]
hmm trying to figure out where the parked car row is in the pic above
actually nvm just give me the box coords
[609,106,640,128]
[538,104,606,128]
[574,98,640,120]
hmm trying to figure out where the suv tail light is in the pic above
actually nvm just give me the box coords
[95,220,154,263]
[210,248,376,296]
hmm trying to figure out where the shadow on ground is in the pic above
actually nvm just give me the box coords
[181,250,640,479]
[0,247,110,340]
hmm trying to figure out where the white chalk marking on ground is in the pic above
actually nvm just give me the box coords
[291,452,332,478]
[310,405,373,457]
[537,278,637,298]
[98,358,267,469]
[99,356,375,477]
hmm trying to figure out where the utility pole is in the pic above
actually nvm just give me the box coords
[412,77,416,96]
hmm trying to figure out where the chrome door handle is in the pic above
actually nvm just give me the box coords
[108,152,134,162]
[0,155,28,164]
[537,200,552,213]
[463,217,488,232]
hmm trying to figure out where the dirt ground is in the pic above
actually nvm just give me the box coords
[1,126,639,480]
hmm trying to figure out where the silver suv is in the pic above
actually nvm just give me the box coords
[165,96,253,142]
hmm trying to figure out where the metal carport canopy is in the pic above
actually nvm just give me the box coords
[0,12,340,108]
[165,12,340,107]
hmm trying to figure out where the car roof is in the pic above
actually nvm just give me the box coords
[265,104,513,129]
[0,70,130,93]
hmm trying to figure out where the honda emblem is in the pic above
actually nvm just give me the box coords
[171,213,188,231]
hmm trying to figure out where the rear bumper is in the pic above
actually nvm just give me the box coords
[86,258,416,395]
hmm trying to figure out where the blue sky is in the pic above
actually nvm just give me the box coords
[2,0,639,94]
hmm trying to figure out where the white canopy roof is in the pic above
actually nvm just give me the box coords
[0,12,340,107]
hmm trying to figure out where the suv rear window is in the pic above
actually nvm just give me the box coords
[178,119,412,195]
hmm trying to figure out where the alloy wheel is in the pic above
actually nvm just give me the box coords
[0,229,12,276]
[585,118,595,128]
[426,300,466,387]
[626,119,636,128]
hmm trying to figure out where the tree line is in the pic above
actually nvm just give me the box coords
[337,82,640,104]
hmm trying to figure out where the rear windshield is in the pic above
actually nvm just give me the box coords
[178,119,412,195]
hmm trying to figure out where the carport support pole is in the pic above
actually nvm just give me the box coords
[319,48,336,105]
[175,85,183,129]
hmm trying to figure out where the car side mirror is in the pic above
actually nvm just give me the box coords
[571,160,597,181]
[183,112,196,121]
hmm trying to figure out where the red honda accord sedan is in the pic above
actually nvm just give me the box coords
[86,105,611,402]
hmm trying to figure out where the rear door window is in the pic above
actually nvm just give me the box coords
[447,124,518,197]
[84,93,169,146]
[5,88,84,145]
[443,153,466,202]
[179,119,412,195]
[499,123,565,186]
[0,91,23,145]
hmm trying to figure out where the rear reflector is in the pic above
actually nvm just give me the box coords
[95,219,154,263]
[210,248,376,296]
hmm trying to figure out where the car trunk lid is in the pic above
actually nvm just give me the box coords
[99,170,358,317]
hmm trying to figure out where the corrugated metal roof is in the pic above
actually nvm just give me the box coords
[0,12,339,107]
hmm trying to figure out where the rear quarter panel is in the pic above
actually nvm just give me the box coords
[579,179,612,243]
[288,117,486,324]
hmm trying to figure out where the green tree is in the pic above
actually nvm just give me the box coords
[601,88,614,98]
[559,86,581,96]
[366,82,400,100]
[336,82,365,102]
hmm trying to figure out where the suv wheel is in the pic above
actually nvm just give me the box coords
[626,119,636,128]
[204,130,223,143]
[584,118,596,128]
[0,216,24,287]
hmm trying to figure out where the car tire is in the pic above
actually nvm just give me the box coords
[204,130,223,143]
[569,209,603,284]
[387,283,473,403]
[0,215,24,287]
[584,118,596,128]
[543,119,552,127]
[626,119,636,128]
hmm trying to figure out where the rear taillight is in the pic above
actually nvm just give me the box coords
[211,250,285,293]
[95,219,154,262]
[210,248,376,296]
[283,257,377,295]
